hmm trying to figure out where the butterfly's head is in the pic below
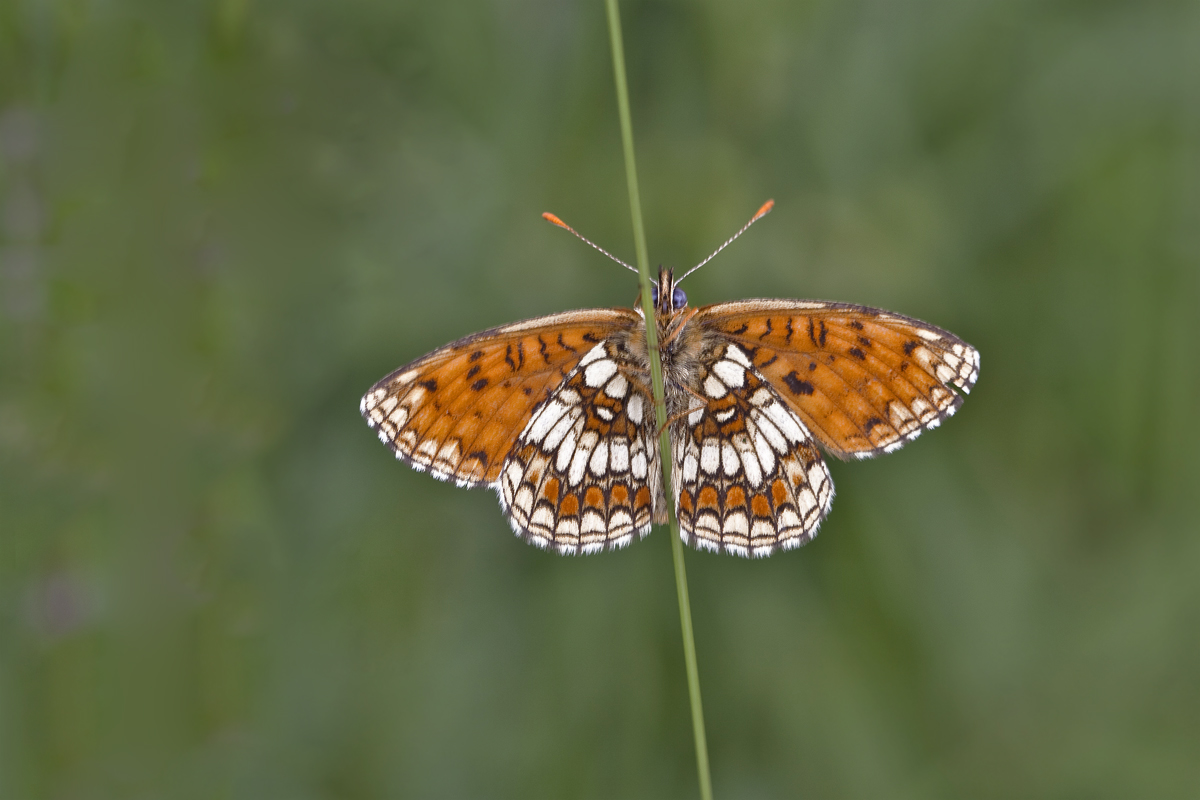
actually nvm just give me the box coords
[650,266,688,314]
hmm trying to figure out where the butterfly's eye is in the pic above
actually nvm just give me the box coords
[672,287,687,309]
[650,284,659,306]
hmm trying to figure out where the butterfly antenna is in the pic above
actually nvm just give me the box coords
[677,199,775,284]
[542,212,640,276]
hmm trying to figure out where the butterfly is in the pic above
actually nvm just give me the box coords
[361,201,979,558]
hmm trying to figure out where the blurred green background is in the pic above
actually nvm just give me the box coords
[3,1,1199,798]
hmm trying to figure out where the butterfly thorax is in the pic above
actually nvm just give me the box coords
[618,266,712,418]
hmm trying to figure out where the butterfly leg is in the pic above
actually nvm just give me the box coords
[614,365,654,397]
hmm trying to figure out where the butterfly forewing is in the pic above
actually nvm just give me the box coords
[499,340,664,554]
[672,342,834,557]
[360,309,640,486]
[698,301,979,460]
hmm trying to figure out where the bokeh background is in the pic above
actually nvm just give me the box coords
[3,1,1199,798]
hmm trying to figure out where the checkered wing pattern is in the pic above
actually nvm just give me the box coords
[360,309,640,486]
[499,341,664,554]
[699,301,979,460]
[673,342,833,557]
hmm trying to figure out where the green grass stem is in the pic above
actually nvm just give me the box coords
[604,3,713,799]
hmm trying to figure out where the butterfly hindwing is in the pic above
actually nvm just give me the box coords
[672,342,834,557]
[361,309,640,486]
[698,300,979,460]
[499,340,663,554]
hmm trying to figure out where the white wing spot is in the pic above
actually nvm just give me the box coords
[631,450,648,479]
[807,462,826,491]
[589,440,609,476]
[605,373,629,399]
[545,412,577,452]
[436,439,461,465]
[749,387,774,407]
[682,450,698,482]
[796,488,816,517]
[733,433,762,487]
[531,504,554,530]
[721,441,739,476]
[569,447,590,486]
[700,439,720,474]
[568,431,599,486]
[724,512,749,536]
[577,343,608,366]
[751,520,774,541]
[712,359,746,388]
[610,439,630,472]
[556,427,579,472]
[584,358,618,388]
[361,389,382,412]
[405,386,427,407]
[724,344,752,367]
[752,410,788,454]
[627,393,644,424]
[695,512,720,538]
[581,511,605,534]
[763,399,806,443]
[527,399,570,442]
[703,374,727,399]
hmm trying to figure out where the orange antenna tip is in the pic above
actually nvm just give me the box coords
[541,211,638,275]
[677,199,777,284]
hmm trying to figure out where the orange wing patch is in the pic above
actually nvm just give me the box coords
[360,309,640,485]
[699,301,979,459]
